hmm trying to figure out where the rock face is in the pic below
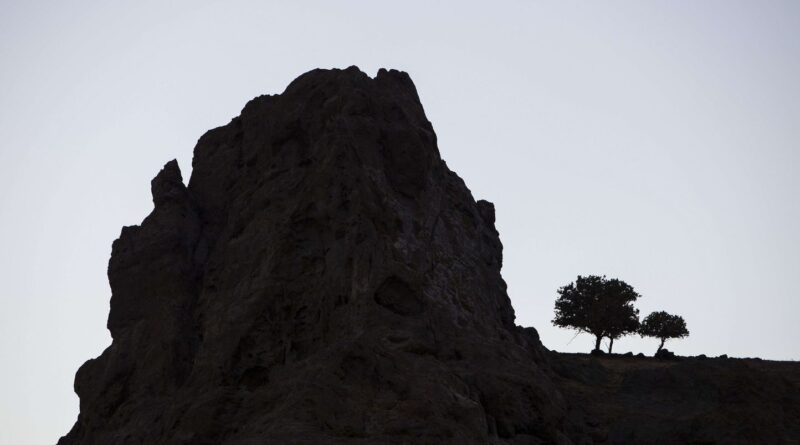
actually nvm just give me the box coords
[59,67,571,444]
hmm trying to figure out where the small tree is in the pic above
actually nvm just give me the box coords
[639,311,689,353]
[553,275,641,353]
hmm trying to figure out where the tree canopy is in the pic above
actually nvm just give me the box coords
[552,275,641,353]
[639,311,689,353]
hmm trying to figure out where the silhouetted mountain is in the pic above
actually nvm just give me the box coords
[59,67,800,445]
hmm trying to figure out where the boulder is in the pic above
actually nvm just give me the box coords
[655,348,676,360]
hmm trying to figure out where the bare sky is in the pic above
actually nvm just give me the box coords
[1,1,798,443]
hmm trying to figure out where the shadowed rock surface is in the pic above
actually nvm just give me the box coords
[59,67,800,445]
[552,353,800,444]
[59,67,570,445]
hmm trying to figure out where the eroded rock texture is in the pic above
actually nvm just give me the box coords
[59,67,571,445]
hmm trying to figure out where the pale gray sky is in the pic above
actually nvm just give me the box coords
[1,1,798,443]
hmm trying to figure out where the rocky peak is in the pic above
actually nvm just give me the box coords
[150,159,187,207]
[59,67,568,445]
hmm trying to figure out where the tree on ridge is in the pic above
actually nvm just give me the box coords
[639,311,689,353]
[552,275,641,353]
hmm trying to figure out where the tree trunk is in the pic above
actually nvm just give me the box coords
[657,338,665,353]
[594,335,602,351]
[607,337,614,354]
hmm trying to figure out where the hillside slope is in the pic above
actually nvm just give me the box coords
[553,353,800,444]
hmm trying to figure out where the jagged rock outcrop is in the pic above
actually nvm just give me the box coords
[59,67,572,445]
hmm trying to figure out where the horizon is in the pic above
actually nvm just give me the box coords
[1,2,799,444]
